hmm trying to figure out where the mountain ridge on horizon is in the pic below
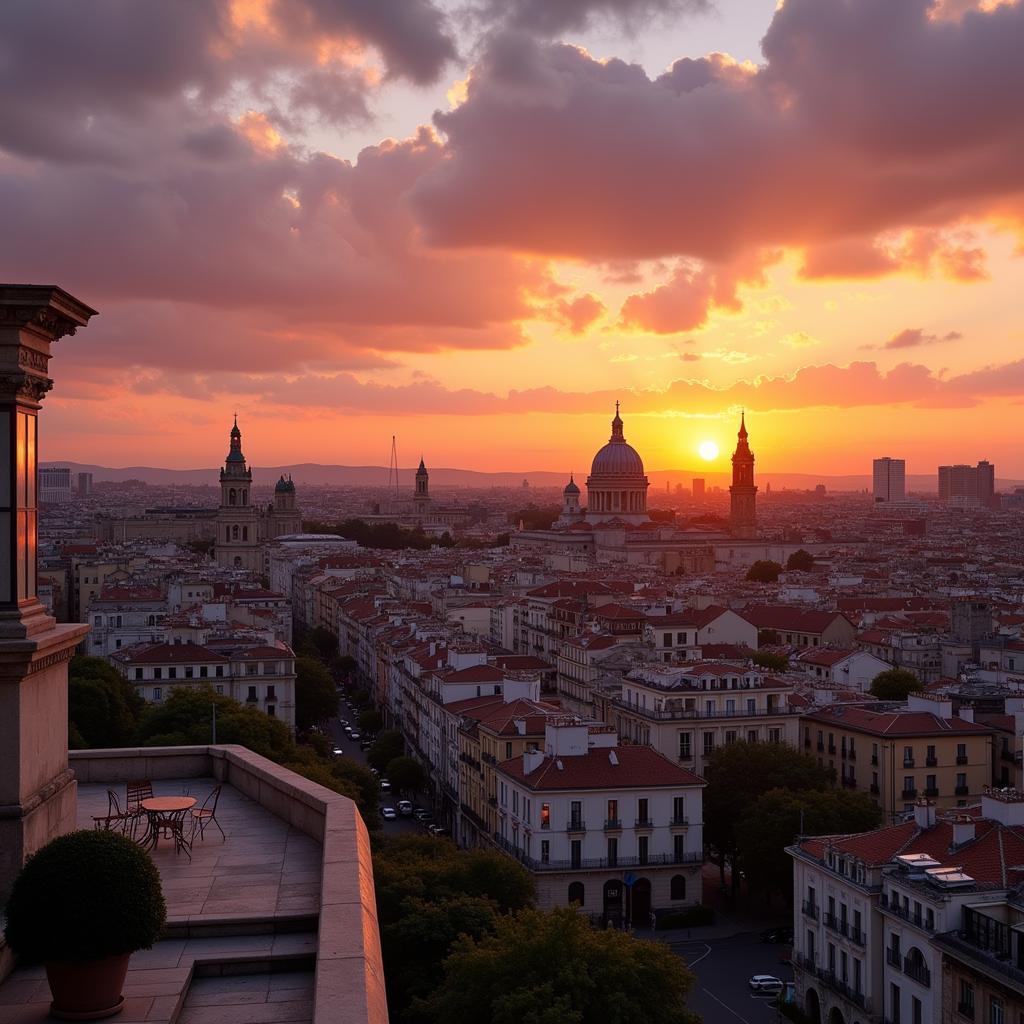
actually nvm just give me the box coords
[42,460,1022,493]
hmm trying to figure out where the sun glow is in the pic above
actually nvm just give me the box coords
[698,440,720,461]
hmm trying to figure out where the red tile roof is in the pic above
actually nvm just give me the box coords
[498,745,705,791]
[801,704,992,737]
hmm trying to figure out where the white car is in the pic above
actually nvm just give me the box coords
[748,975,783,993]
[380,806,397,820]
[331,746,344,757]
[397,800,413,816]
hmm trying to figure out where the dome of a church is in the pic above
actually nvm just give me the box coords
[563,475,580,495]
[589,405,644,477]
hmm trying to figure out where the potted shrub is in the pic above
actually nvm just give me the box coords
[3,829,167,1019]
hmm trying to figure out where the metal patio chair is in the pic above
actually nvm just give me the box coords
[190,784,226,842]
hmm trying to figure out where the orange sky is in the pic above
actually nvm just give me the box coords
[7,0,1024,477]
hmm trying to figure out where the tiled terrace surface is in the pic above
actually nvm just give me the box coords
[0,746,388,1024]
[178,972,315,1024]
[77,780,322,920]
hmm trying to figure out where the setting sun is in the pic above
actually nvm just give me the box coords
[698,440,720,462]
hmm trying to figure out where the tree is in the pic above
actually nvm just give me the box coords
[309,626,339,662]
[331,654,358,679]
[295,656,339,731]
[372,835,534,1020]
[751,650,788,672]
[358,708,384,733]
[746,560,782,583]
[786,549,815,572]
[737,788,883,900]
[68,656,145,748]
[416,906,700,1024]
[280,753,380,831]
[869,668,924,701]
[136,685,296,762]
[703,741,834,892]
[368,729,405,772]
[387,756,426,796]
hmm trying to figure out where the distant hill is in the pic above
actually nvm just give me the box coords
[42,461,1024,493]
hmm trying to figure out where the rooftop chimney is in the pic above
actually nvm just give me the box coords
[522,749,544,775]
[913,800,937,829]
[951,815,976,848]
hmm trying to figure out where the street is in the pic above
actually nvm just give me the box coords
[667,933,793,1024]
[326,698,426,838]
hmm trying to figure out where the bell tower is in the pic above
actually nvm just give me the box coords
[729,411,757,538]
[413,457,430,521]
[215,416,261,571]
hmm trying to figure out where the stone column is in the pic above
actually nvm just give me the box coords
[0,284,97,904]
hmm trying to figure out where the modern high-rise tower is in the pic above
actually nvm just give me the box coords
[729,412,757,538]
[872,457,906,503]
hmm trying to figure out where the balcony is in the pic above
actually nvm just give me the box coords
[923,787,939,797]
[847,748,857,761]
[566,819,586,833]
[956,1003,975,1020]
[903,957,931,987]
[886,947,902,969]
[817,741,825,751]
[603,818,623,831]
[794,952,816,972]
[802,900,819,920]
[677,751,694,762]
[670,816,690,827]
[848,926,865,946]
[814,969,868,1010]
[482,751,497,765]
[955,785,970,796]
[635,818,654,829]
[903,759,915,769]
[612,700,802,722]
[956,755,969,765]
[926,756,938,767]
[489,834,703,873]
[902,788,918,799]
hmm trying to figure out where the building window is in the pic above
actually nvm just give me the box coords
[200,666,208,678]
[215,685,223,695]
[990,997,1004,1024]
[638,835,649,865]
[267,685,276,700]
[215,666,223,677]
[672,796,686,823]
[769,728,781,743]
[702,733,715,755]
[891,983,901,1024]
[134,668,143,680]
[678,732,691,758]
[663,632,672,648]
[540,803,550,829]
[247,686,257,701]
[958,980,974,1019]
[673,835,686,862]
[568,881,584,904]
[267,704,275,717]
[153,687,162,701]
[607,837,618,867]
[540,840,549,865]
[506,741,513,759]
[670,875,686,900]
[154,668,162,680]
[571,840,581,869]
[637,798,648,824]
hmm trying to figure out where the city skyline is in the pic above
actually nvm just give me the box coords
[7,0,1024,472]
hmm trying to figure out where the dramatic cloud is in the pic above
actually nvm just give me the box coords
[471,0,709,35]
[882,328,963,350]
[619,251,775,333]
[416,1,1024,263]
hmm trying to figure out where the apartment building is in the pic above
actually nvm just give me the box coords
[493,719,705,923]
[643,605,758,661]
[111,639,297,729]
[742,606,857,648]
[789,791,1024,1024]
[801,696,994,822]
[604,661,801,776]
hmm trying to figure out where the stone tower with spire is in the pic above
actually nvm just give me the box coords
[413,457,430,521]
[215,416,262,571]
[729,411,757,538]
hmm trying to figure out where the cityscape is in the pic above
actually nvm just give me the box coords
[2,3,1024,1024]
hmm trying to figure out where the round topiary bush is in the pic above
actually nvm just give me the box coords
[4,829,166,962]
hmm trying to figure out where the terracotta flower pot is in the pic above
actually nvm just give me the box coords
[45,953,130,1020]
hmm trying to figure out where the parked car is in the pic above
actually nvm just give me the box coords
[379,779,391,792]
[427,825,449,838]
[343,725,353,734]
[350,731,361,741]
[748,976,783,994]
[331,746,344,757]
[760,926,793,945]
[413,809,432,822]
[397,800,413,816]
[380,806,397,821]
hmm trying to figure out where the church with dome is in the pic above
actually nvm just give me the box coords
[214,417,303,572]
[516,404,788,572]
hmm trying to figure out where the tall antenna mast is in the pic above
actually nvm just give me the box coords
[388,435,400,497]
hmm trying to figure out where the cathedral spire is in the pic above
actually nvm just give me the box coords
[610,400,624,441]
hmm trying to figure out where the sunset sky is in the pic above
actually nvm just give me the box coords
[5,0,1024,477]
